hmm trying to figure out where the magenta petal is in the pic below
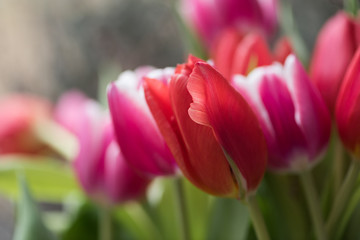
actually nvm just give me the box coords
[54,91,108,196]
[107,73,176,177]
[104,141,150,204]
[258,73,307,169]
[285,55,331,162]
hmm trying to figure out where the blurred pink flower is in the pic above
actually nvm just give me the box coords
[55,91,150,205]
[181,0,278,47]
[0,94,52,155]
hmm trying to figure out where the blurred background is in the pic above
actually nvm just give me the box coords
[0,0,344,239]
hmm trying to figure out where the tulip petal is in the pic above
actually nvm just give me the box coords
[310,12,357,114]
[187,62,267,192]
[336,48,360,157]
[105,141,150,204]
[170,68,238,197]
[273,36,293,63]
[107,81,175,177]
[285,55,331,163]
[231,33,273,76]
[211,28,243,80]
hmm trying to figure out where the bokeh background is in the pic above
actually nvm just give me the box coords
[0,0,344,239]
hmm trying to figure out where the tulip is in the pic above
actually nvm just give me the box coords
[0,94,52,155]
[232,54,331,172]
[144,55,267,198]
[55,91,150,205]
[336,48,360,159]
[310,11,360,114]
[211,29,292,80]
[107,67,177,178]
[181,0,278,47]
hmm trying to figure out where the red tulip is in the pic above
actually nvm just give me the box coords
[233,55,331,171]
[310,11,360,115]
[144,56,267,198]
[0,95,52,155]
[336,48,360,159]
[55,91,150,205]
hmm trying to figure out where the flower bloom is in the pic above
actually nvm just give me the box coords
[310,11,360,114]
[144,56,267,198]
[107,67,177,177]
[181,0,278,47]
[336,48,360,159]
[55,91,150,205]
[211,29,292,80]
[0,94,52,155]
[233,55,331,171]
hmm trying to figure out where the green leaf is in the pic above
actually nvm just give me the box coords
[13,175,57,240]
[0,156,79,201]
[206,198,250,240]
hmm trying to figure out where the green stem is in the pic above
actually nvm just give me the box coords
[173,177,190,240]
[299,171,327,240]
[326,160,360,235]
[335,182,360,240]
[99,206,112,240]
[247,195,270,240]
[333,138,345,193]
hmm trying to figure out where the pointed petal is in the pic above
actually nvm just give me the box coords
[231,33,273,76]
[310,11,357,114]
[273,36,293,63]
[285,55,331,164]
[187,62,267,192]
[336,48,360,158]
[107,77,176,177]
[170,71,238,197]
[211,28,243,80]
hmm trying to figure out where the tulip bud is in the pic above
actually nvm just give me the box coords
[233,55,331,171]
[55,91,150,205]
[144,56,267,198]
[336,48,360,159]
[310,11,360,114]
[0,95,52,155]
[107,67,177,177]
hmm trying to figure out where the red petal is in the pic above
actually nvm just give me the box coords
[187,62,267,192]
[170,73,238,197]
[211,28,244,80]
[336,48,360,158]
[231,33,273,76]
[274,36,293,63]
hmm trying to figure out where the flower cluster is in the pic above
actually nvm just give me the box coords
[2,1,360,240]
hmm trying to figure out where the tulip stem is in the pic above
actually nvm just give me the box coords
[299,170,327,240]
[326,160,360,235]
[247,195,270,240]
[99,206,112,240]
[345,0,359,16]
[173,177,190,240]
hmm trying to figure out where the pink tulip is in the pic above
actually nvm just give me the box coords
[55,91,150,205]
[181,0,278,47]
[336,48,360,159]
[233,55,331,171]
[0,94,52,155]
[107,67,177,178]
[310,11,360,115]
